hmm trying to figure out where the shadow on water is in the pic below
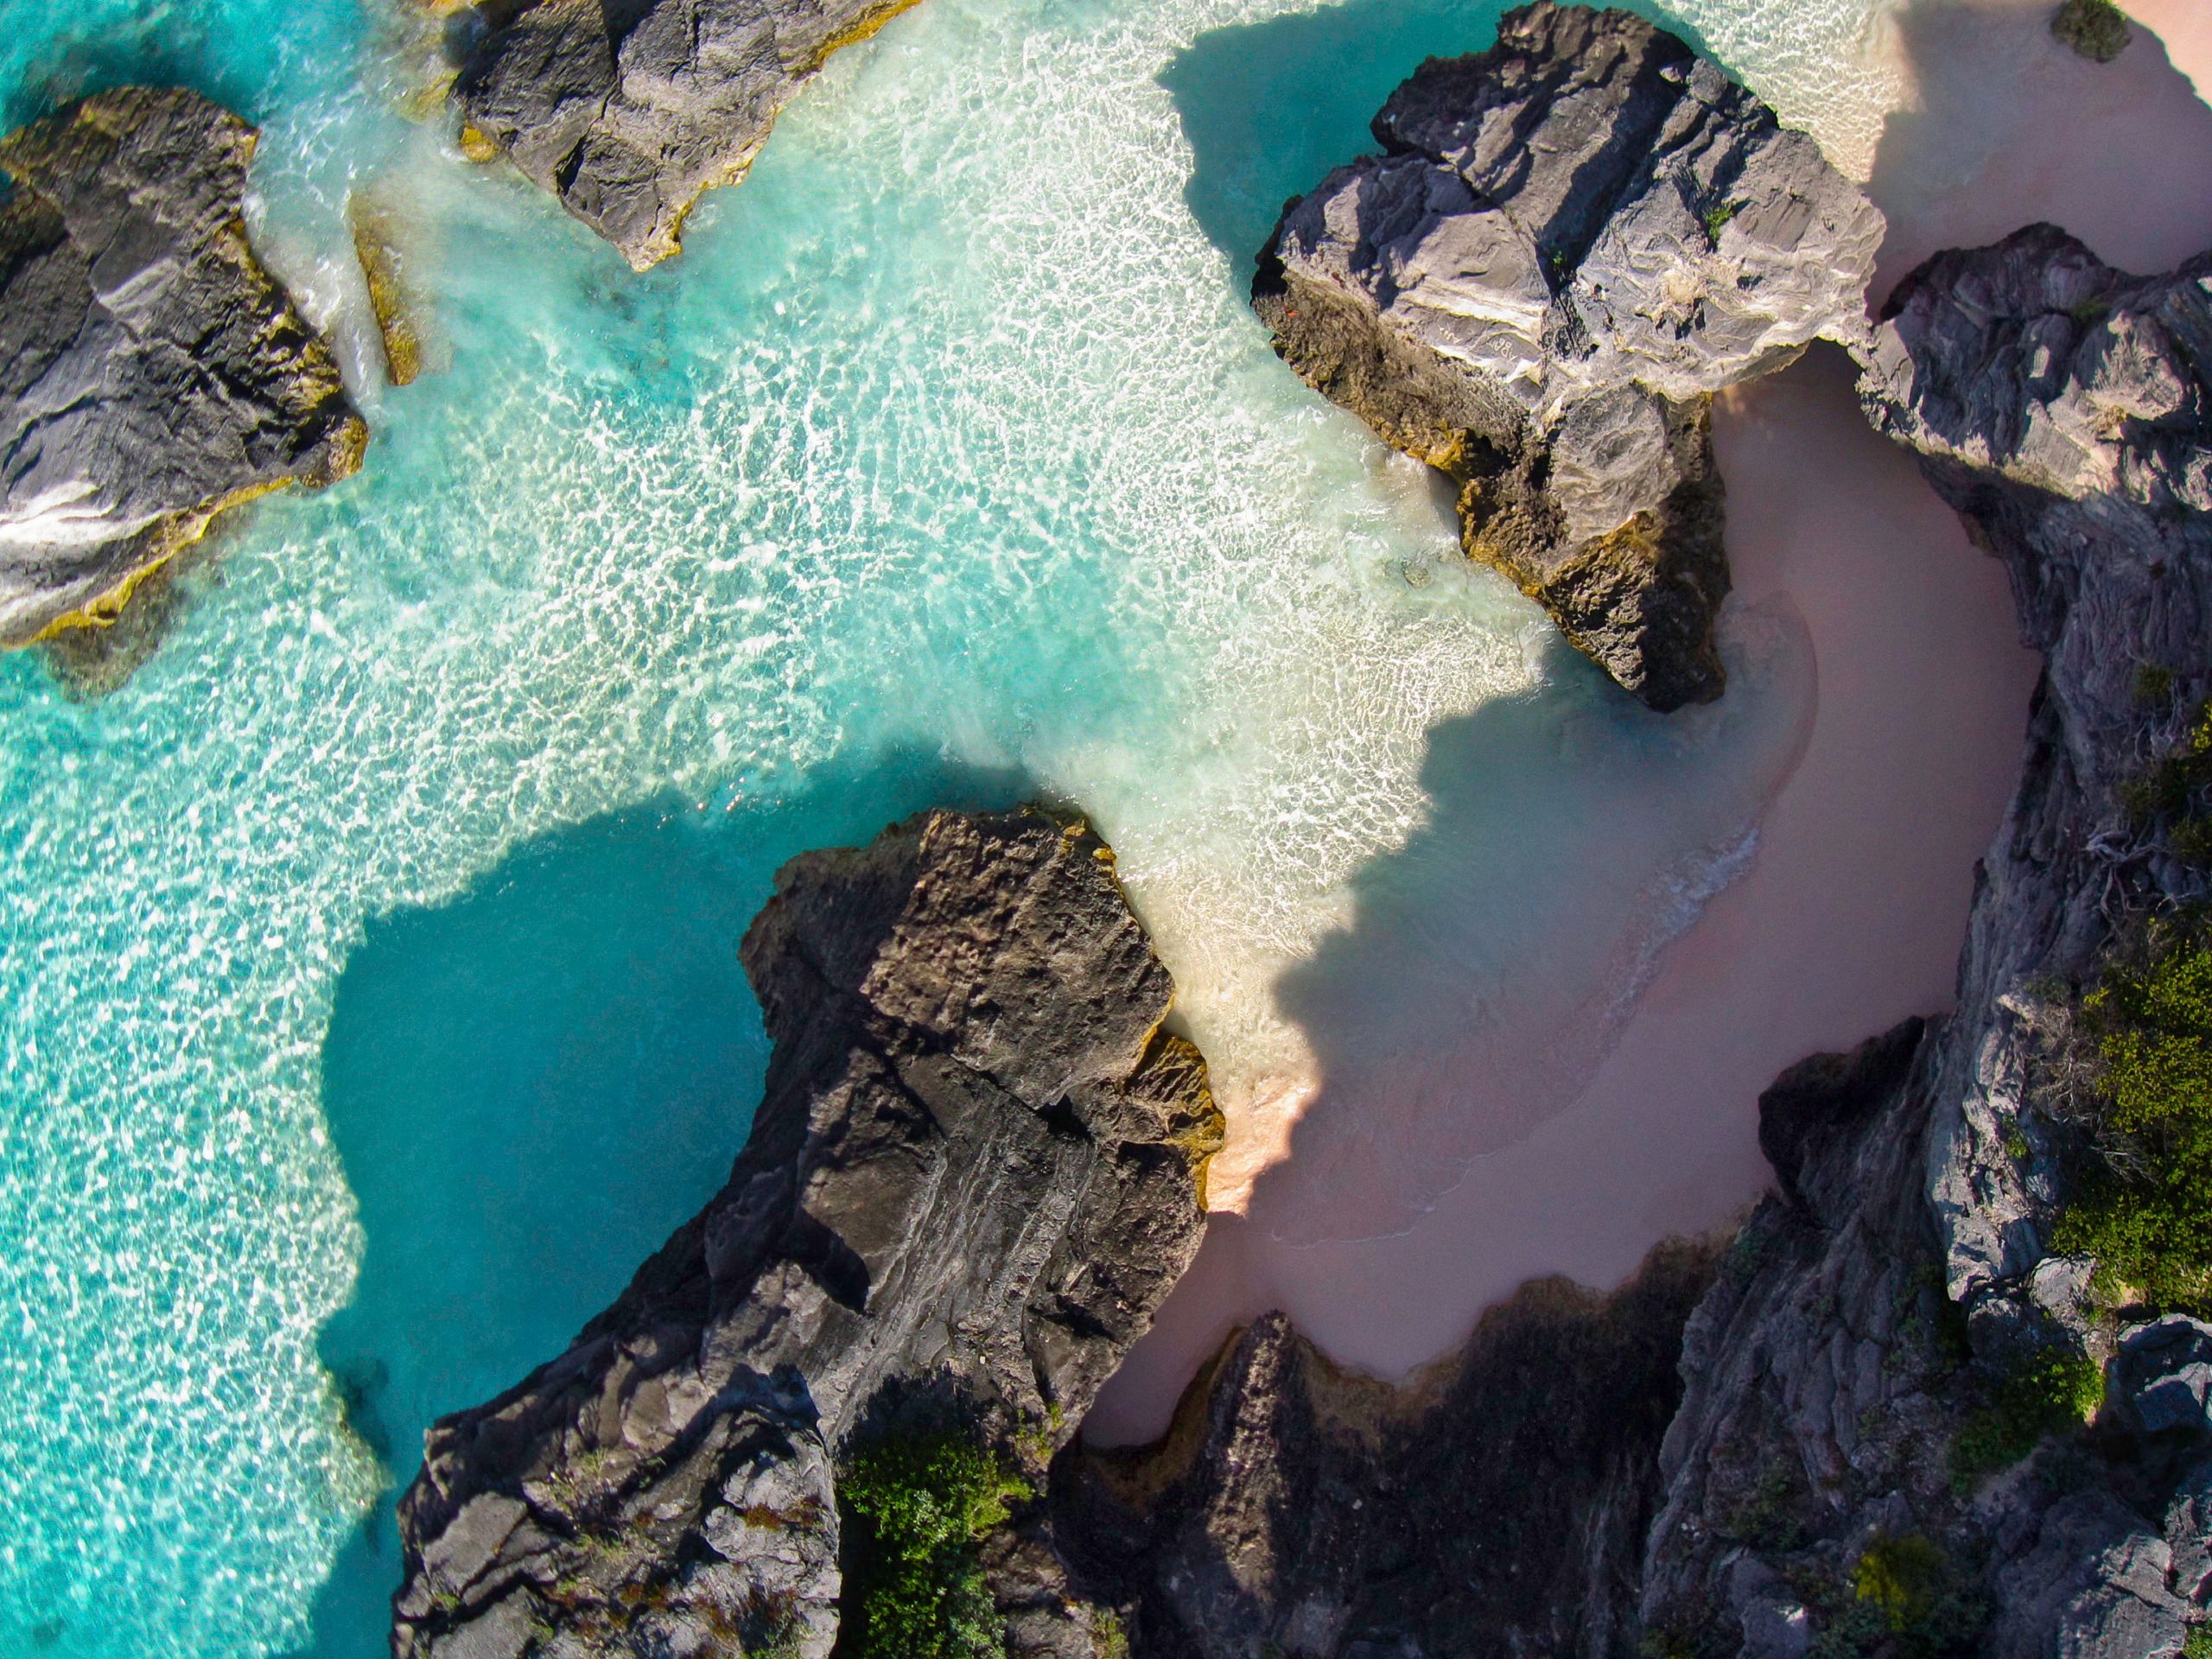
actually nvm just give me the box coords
[1241,610,1808,1244]
[287,749,1031,1659]
[0,5,337,131]
[1155,0,1713,276]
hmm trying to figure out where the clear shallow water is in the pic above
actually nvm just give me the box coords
[0,0,1914,1654]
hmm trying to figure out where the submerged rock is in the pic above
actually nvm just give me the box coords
[349,193,429,387]
[1254,0,1882,710]
[443,0,924,270]
[0,88,365,650]
[391,808,1222,1659]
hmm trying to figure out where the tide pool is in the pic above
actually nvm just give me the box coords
[0,0,1910,1654]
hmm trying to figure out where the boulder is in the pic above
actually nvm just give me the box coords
[0,88,365,648]
[444,0,923,270]
[2113,1316,2212,1440]
[391,808,1222,1659]
[1255,1,1882,709]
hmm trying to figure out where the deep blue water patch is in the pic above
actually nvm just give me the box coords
[292,753,1028,1659]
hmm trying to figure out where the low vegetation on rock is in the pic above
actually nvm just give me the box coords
[2056,918,2212,1312]
[838,1435,1030,1659]
[1946,1349,2104,1491]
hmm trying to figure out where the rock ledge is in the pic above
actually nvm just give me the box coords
[0,88,364,649]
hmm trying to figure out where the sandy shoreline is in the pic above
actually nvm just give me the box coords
[1089,0,2212,1443]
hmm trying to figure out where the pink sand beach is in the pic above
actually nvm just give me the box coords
[1089,0,2212,1442]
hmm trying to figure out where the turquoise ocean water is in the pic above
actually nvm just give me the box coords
[0,0,1900,1653]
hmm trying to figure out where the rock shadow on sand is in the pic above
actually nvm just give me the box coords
[287,752,1028,1659]
[1244,614,1812,1248]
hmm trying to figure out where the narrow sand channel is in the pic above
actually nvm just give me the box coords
[1090,0,2212,1440]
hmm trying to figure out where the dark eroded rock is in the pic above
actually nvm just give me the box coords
[1054,1238,1720,1657]
[392,808,1222,1659]
[0,89,365,649]
[1630,224,2212,1659]
[1255,0,1882,710]
[446,0,923,270]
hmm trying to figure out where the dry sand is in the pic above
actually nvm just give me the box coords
[1088,0,2212,1442]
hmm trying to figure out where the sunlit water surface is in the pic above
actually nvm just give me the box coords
[0,0,1922,1653]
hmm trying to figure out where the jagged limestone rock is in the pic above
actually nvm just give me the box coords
[1255,0,1883,710]
[1627,223,2212,1659]
[1050,1239,1720,1656]
[0,88,365,649]
[391,808,1222,1659]
[1859,223,2212,1306]
[443,0,923,270]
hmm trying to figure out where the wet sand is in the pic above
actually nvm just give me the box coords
[1089,0,2212,1441]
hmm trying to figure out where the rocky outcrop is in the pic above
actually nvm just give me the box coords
[391,808,1222,1659]
[443,0,923,270]
[0,89,365,649]
[1626,226,2212,1657]
[1859,223,2212,1308]
[1037,223,2212,1659]
[1051,1239,1719,1659]
[1254,1,1882,710]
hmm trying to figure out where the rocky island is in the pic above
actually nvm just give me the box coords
[442,0,926,270]
[0,88,365,651]
[392,808,1223,1658]
[1253,2,1884,709]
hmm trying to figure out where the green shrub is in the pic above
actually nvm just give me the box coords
[838,1433,1031,1659]
[1808,1533,1987,1657]
[2051,0,2131,61]
[1948,1351,2104,1491]
[1701,200,1739,240]
[2183,1624,2212,1658]
[1855,1533,1948,1634]
[2054,923,2212,1312]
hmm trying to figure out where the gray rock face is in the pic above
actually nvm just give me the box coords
[2114,1317,2212,1440]
[391,808,1222,1659]
[447,0,922,270]
[1859,223,2212,1304]
[0,89,365,649]
[1630,226,2212,1659]
[1052,1239,1719,1658]
[1255,1,1882,710]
